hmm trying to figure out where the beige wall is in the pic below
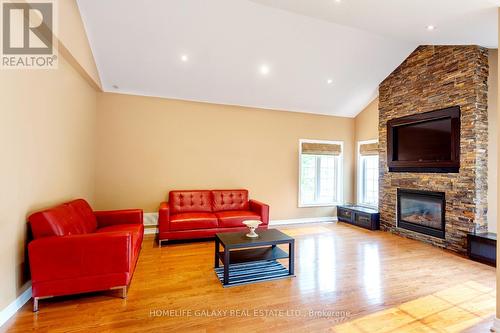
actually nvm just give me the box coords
[488,49,498,233]
[95,93,355,220]
[57,0,101,89]
[0,0,98,313]
[354,98,379,143]
[58,1,100,88]
[353,98,379,203]
[0,57,97,311]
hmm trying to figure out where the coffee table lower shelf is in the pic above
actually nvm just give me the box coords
[214,260,292,287]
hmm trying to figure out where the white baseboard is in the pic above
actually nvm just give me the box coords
[143,212,159,226]
[143,212,337,231]
[0,285,32,328]
[144,227,158,235]
[491,317,500,332]
[143,212,159,235]
[270,216,337,226]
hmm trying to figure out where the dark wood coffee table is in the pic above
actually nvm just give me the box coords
[214,229,295,286]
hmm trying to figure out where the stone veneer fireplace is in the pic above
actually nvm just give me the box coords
[379,46,489,254]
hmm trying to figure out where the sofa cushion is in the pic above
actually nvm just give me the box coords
[169,190,212,214]
[66,199,97,233]
[29,204,89,239]
[96,224,144,257]
[211,190,249,212]
[215,210,261,228]
[170,213,218,231]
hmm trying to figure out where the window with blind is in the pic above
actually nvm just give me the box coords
[299,140,343,207]
[357,140,379,207]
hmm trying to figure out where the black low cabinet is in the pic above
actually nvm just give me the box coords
[337,205,380,231]
[467,233,496,266]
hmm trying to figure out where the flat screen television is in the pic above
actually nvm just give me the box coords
[387,106,460,173]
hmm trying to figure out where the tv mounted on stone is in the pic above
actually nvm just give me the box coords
[387,106,460,173]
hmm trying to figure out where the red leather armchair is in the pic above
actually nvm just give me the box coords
[27,199,143,311]
[158,189,269,245]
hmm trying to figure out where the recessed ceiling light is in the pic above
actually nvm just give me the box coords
[426,25,436,31]
[180,54,189,62]
[259,65,270,76]
[334,0,341,3]
[327,79,333,85]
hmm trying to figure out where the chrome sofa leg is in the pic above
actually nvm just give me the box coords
[33,297,39,312]
[158,239,167,247]
[110,286,127,299]
[33,296,52,312]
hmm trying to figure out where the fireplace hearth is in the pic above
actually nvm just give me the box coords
[397,189,445,239]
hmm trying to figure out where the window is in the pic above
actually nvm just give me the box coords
[357,140,379,207]
[299,140,343,207]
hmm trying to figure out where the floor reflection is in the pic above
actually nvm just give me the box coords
[294,233,338,294]
[361,243,382,304]
[332,281,495,333]
[317,237,336,293]
[294,228,384,300]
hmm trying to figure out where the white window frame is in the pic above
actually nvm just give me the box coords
[357,139,379,208]
[298,139,344,208]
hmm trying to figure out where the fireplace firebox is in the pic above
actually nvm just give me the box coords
[397,189,445,239]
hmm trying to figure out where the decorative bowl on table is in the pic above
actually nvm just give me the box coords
[243,220,262,238]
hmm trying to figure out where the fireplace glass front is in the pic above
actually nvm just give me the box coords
[397,189,445,239]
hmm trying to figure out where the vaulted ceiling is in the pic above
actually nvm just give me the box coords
[77,0,499,117]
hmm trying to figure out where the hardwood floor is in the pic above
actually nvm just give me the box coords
[2,223,496,332]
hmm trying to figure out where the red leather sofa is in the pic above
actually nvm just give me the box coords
[27,199,143,311]
[158,189,269,245]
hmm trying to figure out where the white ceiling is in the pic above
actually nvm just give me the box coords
[252,0,500,48]
[77,0,499,117]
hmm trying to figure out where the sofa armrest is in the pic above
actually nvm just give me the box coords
[95,209,143,228]
[249,200,270,225]
[158,202,170,233]
[28,232,132,283]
